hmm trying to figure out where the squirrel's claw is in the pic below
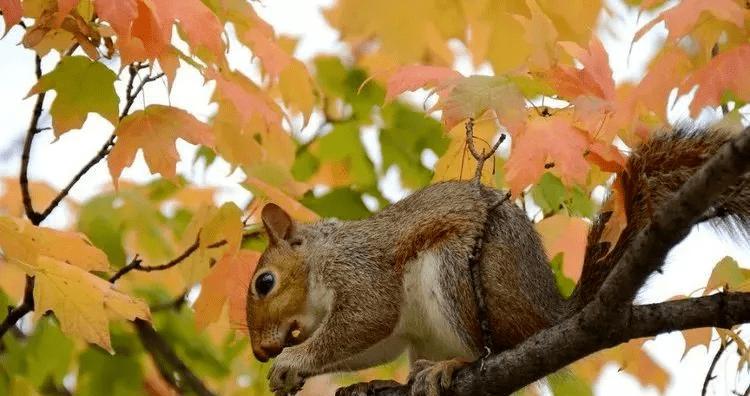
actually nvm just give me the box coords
[408,359,467,396]
[335,379,401,396]
[268,349,307,395]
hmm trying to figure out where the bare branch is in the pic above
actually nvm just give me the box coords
[109,230,260,284]
[20,55,46,225]
[702,338,733,396]
[0,276,34,340]
[464,118,506,184]
[35,66,164,223]
[109,236,201,284]
[134,319,216,396]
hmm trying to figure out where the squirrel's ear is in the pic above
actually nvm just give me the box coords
[261,203,294,245]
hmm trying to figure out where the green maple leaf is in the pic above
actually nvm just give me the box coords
[27,56,119,136]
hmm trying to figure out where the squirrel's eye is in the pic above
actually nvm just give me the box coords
[289,239,303,248]
[255,272,275,297]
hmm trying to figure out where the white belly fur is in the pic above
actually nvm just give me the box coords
[396,250,474,361]
[322,250,474,372]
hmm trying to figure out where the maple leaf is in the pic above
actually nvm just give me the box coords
[704,256,750,292]
[634,0,745,43]
[586,141,626,173]
[242,26,291,77]
[94,0,138,37]
[440,75,527,133]
[505,115,591,193]
[681,327,712,357]
[0,0,22,35]
[108,105,214,187]
[551,38,615,101]
[179,202,243,284]
[152,0,225,62]
[193,250,259,330]
[278,59,317,124]
[245,177,318,222]
[325,0,456,65]
[384,65,462,102]
[682,44,750,116]
[513,0,559,71]
[0,215,109,272]
[631,46,693,121]
[207,68,283,129]
[22,256,149,353]
[0,178,61,217]
[27,56,119,135]
[116,0,168,64]
[536,214,587,281]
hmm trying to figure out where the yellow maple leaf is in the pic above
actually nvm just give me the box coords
[0,215,108,271]
[179,202,244,284]
[13,256,150,353]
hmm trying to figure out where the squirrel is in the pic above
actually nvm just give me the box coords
[245,127,750,396]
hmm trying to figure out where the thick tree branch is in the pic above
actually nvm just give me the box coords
[373,127,750,395]
[590,126,750,323]
[375,292,750,396]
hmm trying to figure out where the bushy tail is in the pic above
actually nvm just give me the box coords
[568,127,750,312]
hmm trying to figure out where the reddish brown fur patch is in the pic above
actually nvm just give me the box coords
[393,222,460,273]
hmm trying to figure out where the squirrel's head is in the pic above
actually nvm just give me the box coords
[246,203,313,362]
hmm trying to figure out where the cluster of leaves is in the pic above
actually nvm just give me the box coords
[0,0,748,394]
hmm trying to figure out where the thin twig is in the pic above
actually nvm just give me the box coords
[0,276,34,340]
[109,236,201,284]
[465,118,506,184]
[20,55,46,225]
[109,230,260,284]
[36,67,164,223]
[3,55,47,341]
[702,339,734,396]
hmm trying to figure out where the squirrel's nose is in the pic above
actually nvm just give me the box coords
[253,340,283,362]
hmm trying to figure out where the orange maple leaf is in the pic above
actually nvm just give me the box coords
[385,65,462,102]
[635,0,745,43]
[505,115,590,194]
[683,43,750,116]
[194,250,259,330]
[108,105,214,187]
[0,0,21,35]
[207,68,283,129]
[94,0,138,37]
[551,38,615,101]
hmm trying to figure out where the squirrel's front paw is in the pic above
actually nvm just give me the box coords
[408,359,468,396]
[268,349,307,395]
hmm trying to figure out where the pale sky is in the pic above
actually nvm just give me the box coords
[0,0,749,395]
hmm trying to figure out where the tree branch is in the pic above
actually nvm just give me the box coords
[134,318,216,396]
[375,292,750,396]
[2,55,47,341]
[20,55,45,225]
[590,126,750,323]
[35,66,164,223]
[702,338,732,396]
